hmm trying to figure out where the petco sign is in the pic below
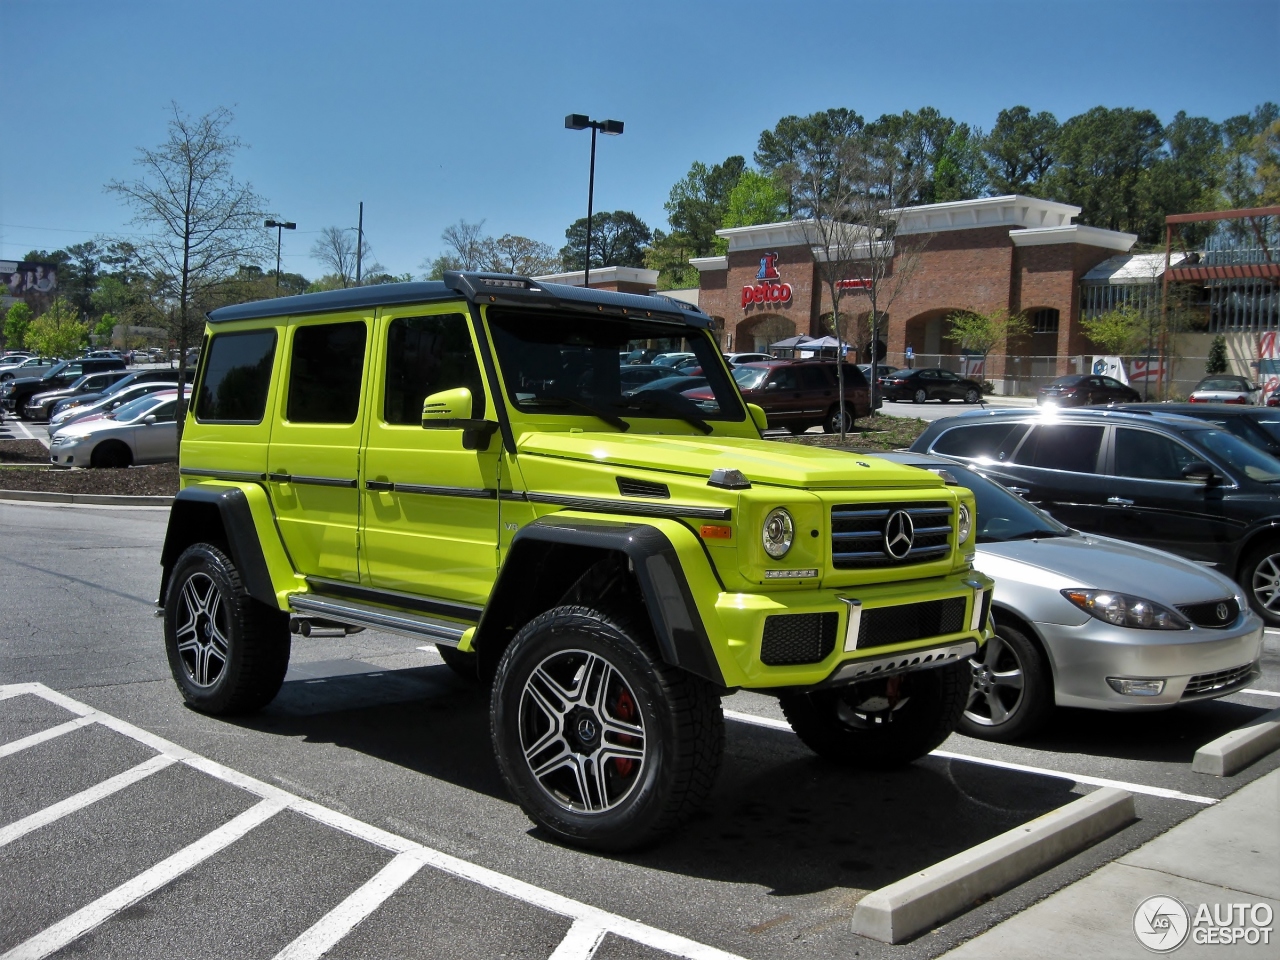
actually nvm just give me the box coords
[742,252,793,308]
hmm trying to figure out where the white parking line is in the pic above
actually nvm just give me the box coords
[548,920,608,960]
[272,851,426,960]
[0,682,746,960]
[0,716,96,759]
[722,709,1219,806]
[1,798,287,960]
[1241,688,1280,698]
[0,755,176,848]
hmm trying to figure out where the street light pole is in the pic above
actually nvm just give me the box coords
[565,115,623,289]
[355,202,364,287]
[263,219,296,293]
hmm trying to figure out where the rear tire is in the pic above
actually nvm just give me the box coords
[779,661,968,768]
[824,405,853,434]
[91,441,132,469]
[163,543,290,715]
[912,388,928,404]
[957,624,1054,742]
[491,603,723,851]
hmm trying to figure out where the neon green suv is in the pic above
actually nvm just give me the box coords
[160,272,992,850]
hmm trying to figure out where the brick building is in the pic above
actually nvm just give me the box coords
[689,195,1138,393]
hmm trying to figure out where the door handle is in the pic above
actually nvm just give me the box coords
[1107,497,1134,506]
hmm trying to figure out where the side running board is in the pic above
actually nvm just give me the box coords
[287,593,467,647]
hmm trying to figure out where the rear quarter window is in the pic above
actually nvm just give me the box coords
[930,422,1029,461]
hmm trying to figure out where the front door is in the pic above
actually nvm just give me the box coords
[267,314,371,583]
[361,308,501,606]
[990,422,1110,531]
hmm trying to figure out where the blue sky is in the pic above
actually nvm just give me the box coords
[3,0,1277,280]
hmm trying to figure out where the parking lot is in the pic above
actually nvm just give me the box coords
[1,499,1277,959]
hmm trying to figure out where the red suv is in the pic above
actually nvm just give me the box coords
[690,360,869,434]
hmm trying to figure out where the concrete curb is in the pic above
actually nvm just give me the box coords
[850,787,1136,944]
[0,488,173,507]
[1192,705,1280,776]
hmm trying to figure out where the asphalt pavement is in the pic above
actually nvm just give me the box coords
[1,501,1277,959]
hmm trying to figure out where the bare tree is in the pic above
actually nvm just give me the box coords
[106,103,271,432]
[441,219,488,270]
[482,234,561,276]
[310,226,377,288]
[784,131,930,438]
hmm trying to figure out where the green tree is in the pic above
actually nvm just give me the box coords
[755,108,865,216]
[664,156,746,256]
[720,169,788,233]
[421,254,464,281]
[1206,335,1229,375]
[945,308,1031,370]
[932,126,988,202]
[481,234,561,276]
[1221,102,1279,208]
[94,312,118,340]
[1081,304,1147,356]
[983,106,1059,195]
[106,103,272,431]
[560,211,651,270]
[644,231,699,290]
[23,298,89,356]
[1138,112,1225,243]
[1255,118,1280,205]
[4,301,33,350]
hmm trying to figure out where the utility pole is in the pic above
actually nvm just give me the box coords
[355,202,364,287]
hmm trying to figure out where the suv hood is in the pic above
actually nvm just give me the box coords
[517,431,943,490]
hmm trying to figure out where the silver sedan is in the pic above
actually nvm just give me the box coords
[880,452,1265,741]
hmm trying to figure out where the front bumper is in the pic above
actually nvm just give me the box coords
[711,571,995,689]
[1038,611,1265,710]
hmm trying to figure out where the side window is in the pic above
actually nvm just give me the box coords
[940,370,960,381]
[798,366,830,389]
[1013,424,1104,473]
[930,422,1029,461]
[769,368,799,390]
[1101,376,1125,389]
[196,330,277,423]
[287,321,368,424]
[151,400,178,423]
[1113,428,1200,481]
[383,314,485,425]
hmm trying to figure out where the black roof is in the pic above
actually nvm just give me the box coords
[206,271,712,329]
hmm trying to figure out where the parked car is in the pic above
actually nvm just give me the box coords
[880,367,984,404]
[652,351,697,368]
[628,374,708,396]
[0,355,60,382]
[723,352,775,366]
[1186,375,1259,405]
[1037,373,1141,407]
[1,357,128,417]
[911,407,1280,625]
[49,388,189,468]
[23,370,131,421]
[879,451,1262,740]
[618,364,677,392]
[49,379,181,433]
[699,360,869,433]
[1111,403,1280,458]
[858,362,899,383]
[48,368,194,420]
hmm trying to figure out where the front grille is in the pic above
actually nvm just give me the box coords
[857,597,968,650]
[760,612,839,665]
[1176,597,1240,628]
[831,501,952,568]
[1182,663,1257,698]
[616,476,670,499]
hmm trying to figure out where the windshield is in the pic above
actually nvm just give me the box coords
[111,392,169,422]
[103,374,139,395]
[44,361,70,377]
[1249,418,1280,444]
[925,461,1068,543]
[487,309,745,426]
[733,365,770,390]
[1192,428,1280,482]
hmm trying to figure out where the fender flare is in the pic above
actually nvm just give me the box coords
[475,515,724,686]
[159,484,278,608]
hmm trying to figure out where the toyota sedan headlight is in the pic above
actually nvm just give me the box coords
[762,507,794,559]
[1061,589,1189,630]
[957,503,972,543]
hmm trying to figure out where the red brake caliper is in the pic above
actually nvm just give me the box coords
[613,688,637,777]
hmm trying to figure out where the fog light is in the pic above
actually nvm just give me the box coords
[1106,678,1166,696]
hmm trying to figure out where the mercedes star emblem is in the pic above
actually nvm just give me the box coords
[883,509,915,560]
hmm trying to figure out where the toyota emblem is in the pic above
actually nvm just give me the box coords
[1215,602,1229,622]
[883,509,915,560]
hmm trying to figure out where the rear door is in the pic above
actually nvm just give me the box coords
[266,313,372,583]
[133,396,179,462]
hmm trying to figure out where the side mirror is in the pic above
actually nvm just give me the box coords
[1182,461,1217,484]
[143,414,157,425]
[421,387,498,450]
[747,403,769,432]
[765,381,779,390]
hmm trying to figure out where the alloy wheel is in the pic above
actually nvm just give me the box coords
[1251,552,1280,614]
[963,634,1025,727]
[913,388,927,404]
[518,649,647,814]
[174,572,229,688]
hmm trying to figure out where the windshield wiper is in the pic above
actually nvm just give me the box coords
[521,394,630,432]
[622,392,713,434]
[1001,528,1068,541]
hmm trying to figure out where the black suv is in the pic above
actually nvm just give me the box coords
[1,357,127,418]
[911,407,1280,625]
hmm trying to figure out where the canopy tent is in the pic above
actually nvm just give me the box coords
[768,335,815,349]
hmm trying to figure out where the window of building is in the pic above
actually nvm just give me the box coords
[195,330,277,423]
[286,321,367,424]
[1031,308,1060,334]
[384,314,485,425]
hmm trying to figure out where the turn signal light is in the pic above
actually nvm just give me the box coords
[700,524,732,540]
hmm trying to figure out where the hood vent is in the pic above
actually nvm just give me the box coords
[617,476,670,499]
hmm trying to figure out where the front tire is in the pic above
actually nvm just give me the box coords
[1242,541,1280,626]
[91,441,132,469]
[957,624,1053,741]
[163,544,290,714]
[491,604,723,851]
[780,662,968,768]
[963,388,981,404]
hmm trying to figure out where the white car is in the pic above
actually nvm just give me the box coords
[1187,375,1260,405]
[49,388,189,469]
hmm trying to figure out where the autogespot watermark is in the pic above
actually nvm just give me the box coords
[1134,895,1274,952]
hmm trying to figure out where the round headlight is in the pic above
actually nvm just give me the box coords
[958,503,972,543]
[762,507,794,559]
